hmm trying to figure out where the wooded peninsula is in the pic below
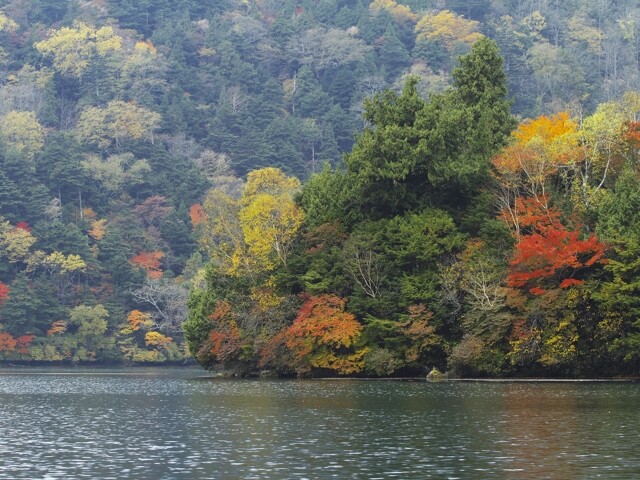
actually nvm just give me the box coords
[0,1,639,378]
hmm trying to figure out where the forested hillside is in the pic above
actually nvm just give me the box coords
[0,0,639,374]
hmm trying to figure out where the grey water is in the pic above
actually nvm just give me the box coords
[0,369,638,479]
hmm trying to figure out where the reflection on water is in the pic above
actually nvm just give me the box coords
[0,369,638,479]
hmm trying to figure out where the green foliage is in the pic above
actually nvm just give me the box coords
[0,273,67,336]
[183,265,231,366]
[299,166,354,228]
[345,78,427,218]
[594,170,640,370]
[344,39,513,221]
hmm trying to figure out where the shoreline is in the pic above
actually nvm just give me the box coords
[1,365,637,382]
[316,377,640,383]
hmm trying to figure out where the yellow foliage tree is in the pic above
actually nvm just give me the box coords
[145,331,173,348]
[492,112,579,236]
[201,167,303,278]
[77,100,161,149]
[41,252,87,274]
[0,220,36,263]
[201,188,248,276]
[0,111,44,162]
[34,22,122,78]
[22,250,86,304]
[47,320,68,336]
[0,13,18,33]
[0,13,18,65]
[574,102,628,210]
[512,111,579,148]
[82,207,97,220]
[415,10,483,50]
[242,167,301,201]
[89,219,107,240]
[240,167,304,271]
[370,0,418,24]
[240,193,303,270]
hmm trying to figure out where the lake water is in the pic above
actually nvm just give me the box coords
[0,369,638,479]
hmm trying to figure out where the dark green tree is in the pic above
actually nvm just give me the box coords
[378,27,411,79]
[594,169,640,373]
[1,273,67,336]
[344,77,427,219]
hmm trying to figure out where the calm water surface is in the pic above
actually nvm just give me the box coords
[0,368,638,479]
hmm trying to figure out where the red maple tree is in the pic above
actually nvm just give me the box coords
[15,335,35,354]
[508,202,607,295]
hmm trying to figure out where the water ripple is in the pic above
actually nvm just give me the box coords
[0,370,638,479]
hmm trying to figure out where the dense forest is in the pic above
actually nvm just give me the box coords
[0,0,638,376]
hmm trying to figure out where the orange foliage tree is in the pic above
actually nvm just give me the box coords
[0,332,17,353]
[502,197,608,368]
[284,295,367,376]
[189,203,207,227]
[130,251,164,279]
[625,121,640,146]
[127,309,154,332]
[47,320,67,336]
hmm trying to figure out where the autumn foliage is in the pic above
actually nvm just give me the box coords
[0,333,34,354]
[199,301,243,366]
[284,295,366,375]
[415,10,483,49]
[0,332,17,353]
[370,0,418,24]
[134,196,173,226]
[507,202,607,295]
[127,310,154,332]
[624,121,640,147]
[0,282,8,305]
[130,251,164,279]
[492,113,581,236]
[512,112,578,149]
[144,331,173,348]
[15,221,31,232]
[399,305,441,363]
[16,335,35,354]
[88,219,107,240]
[189,204,207,227]
[47,320,68,336]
